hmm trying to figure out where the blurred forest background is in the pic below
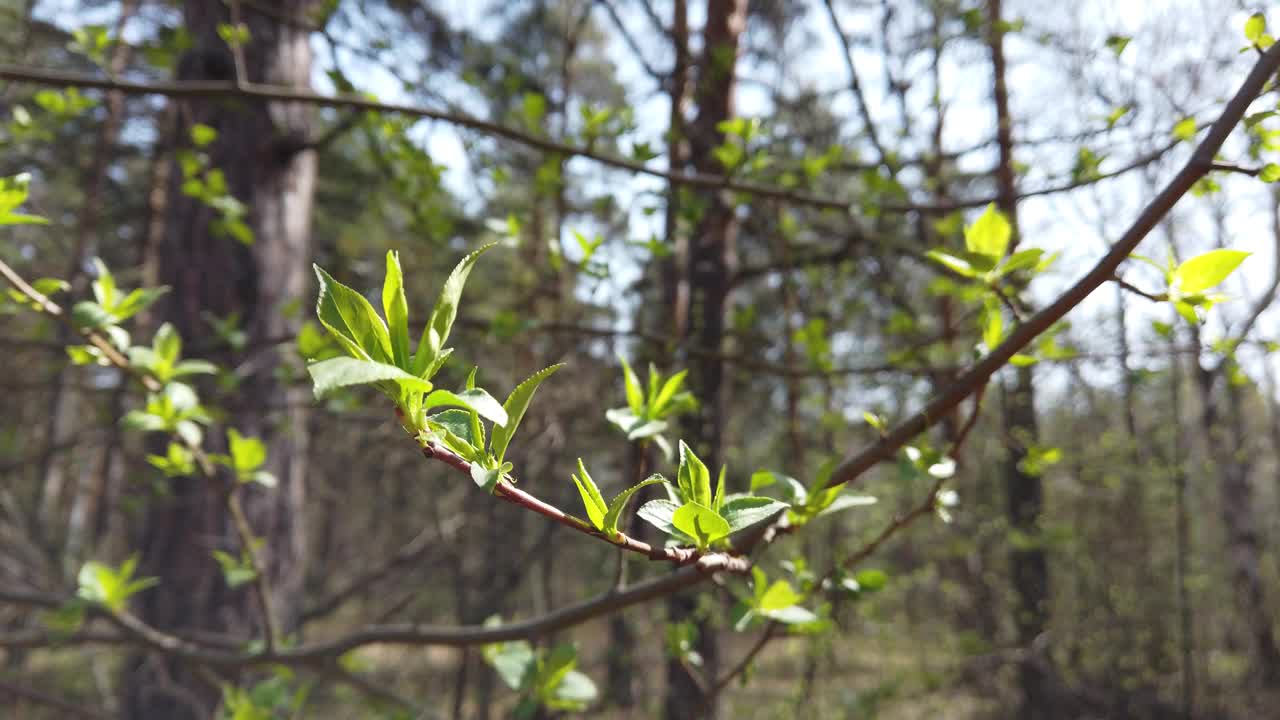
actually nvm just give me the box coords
[2,0,1280,718]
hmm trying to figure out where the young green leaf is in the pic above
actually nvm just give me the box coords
[750,470,777,492]
[226,428,266,476]
[602,475,667,537]
[1172,117,1196,142]
[711,465,726,513]
[719,496,789,534]
[762,604,820,625]
[618,355,644,414]
[671,502,731,549]
[482,634,536,691]
[153,323,181,367]
[676,441,712,507]
[854,568,889,591]
[757,579,803,612]
[0,173,49,225]
[646,363,662,409]
[623,418,669,441]
[382,250,410,367]
[413,243,497,377]
[465,367,485,450]
[925,249,977,278]
[212,550,257,589]
[424,409,481,458]
[571,459,608,530]
[422,388,509,427]
[307,357,434,399]
[314,265,393,363]
[91,258,116,307]
[1104,34,1130,56]
[815,493,877,517]
[636,499,681,537]
[964,203,1012,259]
[651,369,690,416]
[76,555,158,612]
[1172,249,1251,295]
[1245,13,1267,45]
[472,464,503,493]
[490,364,563,463]
[549,670,597,709]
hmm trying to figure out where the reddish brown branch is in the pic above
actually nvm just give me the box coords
[419,440,752,572]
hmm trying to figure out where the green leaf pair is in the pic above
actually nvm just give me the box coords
[309,245,506,429]
[571,460,666,540]
[1129,248,1251,325]
[926,204,1056,285]
[121,381,212,449]
[481,620,598,716]
[76,554,158,612]
[751,460,876,528]
[422,365,563,493]
[127,323,218,384]
[636,442,789,550]
[209,428,276,487]
[732,567,823,631]
[211,550,257,589]
[604,356,697,458]
[0,173,49,226]
[71,258,169,331]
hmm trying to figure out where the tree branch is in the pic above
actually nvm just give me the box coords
[417,438,752,572]
[825,43,1280,491]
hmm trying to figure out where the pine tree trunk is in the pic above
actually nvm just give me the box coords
[121,1,315,716]
[664,1,746,718]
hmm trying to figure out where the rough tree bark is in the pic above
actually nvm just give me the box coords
[665,1,746,718]
[121,0,315,716]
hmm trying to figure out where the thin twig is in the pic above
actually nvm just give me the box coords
[227,487,278,652]
[1111,275,1167,302]
[709,621,778,696]
[0,677,113,720]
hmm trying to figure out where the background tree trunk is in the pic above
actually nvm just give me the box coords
[664,1,746,718]
[988,1,1051,716]
[121,1,316,716]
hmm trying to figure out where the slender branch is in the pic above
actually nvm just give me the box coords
[0,64,1167,221]
[227,487,279,652]
[323,662,424,715]
[0,64,858,213]
[836,384,988,576]
[595,0,668,83]
[1111,275,1167,302]
[0,559,723,662]
[709,621,778,696]
[879,139,1179,214]
[0,677,113,720]
[825,42,1280,491]
[0,258,149,389]
[1208,161,1262,177]
[417,439,751,572]
[0,257,285,649]
[302,517,461,622]
[822,0,889,166]
[1221,184,1280,352]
